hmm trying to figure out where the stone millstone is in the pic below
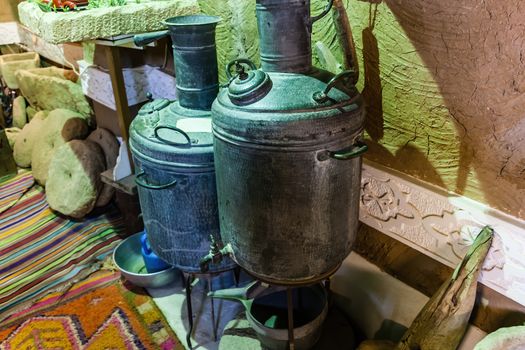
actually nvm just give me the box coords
[31,109,90,185]
[12,96,27,129]
[87,128,119,207]
[26,106,40,121]
[15,67,92,119]
[33,110,49,121]
[46,139,105,219]
[5,127,21,149]
[62,117,89,142]
[13,118,45,168]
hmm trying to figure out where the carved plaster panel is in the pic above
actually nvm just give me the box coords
[0,22,20,46]
[78,60,177,110]
[360,161,525,306]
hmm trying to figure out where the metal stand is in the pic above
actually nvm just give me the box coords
[238,263,339,350]
[283,279,332,350]
[286,288,295,350]
[182,266,241,349]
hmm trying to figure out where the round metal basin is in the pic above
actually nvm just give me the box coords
[113,232,179,288]
[247,284,328,350]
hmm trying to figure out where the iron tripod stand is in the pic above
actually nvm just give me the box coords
[181,266,242,349]
[243,263,339,350]
[284,279,333,350]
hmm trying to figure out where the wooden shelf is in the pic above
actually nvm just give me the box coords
[101,168,136,195]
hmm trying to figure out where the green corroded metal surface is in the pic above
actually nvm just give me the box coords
[130,97,236,274]
[129,15,235,273]
[129,97,238,273]
[211,0,366,284]
[130,100,214,167]
[214,68,363,146]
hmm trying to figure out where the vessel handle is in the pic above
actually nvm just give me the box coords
[154,125,192,147]
[311,0,334,24]
[313,69,355,103]
[135,171,178,190]
[133,30,169,47]
[225,58,258,80]
[329,141,368,160]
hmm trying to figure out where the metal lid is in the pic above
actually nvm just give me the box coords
[130,100,214,169]
[227,69,272,106]
[212,68,365,148]
[139,98,171,113]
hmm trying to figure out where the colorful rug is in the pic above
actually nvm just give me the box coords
[0,170,34,214]
[0,270,184,349]
[0,171,124,322]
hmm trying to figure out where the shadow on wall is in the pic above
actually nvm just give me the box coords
[361,3,383,142]
[359,0,525,218]
[360,1,446,189]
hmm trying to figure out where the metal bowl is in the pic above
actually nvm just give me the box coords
[113,232,179,288]
[247,284,328,350]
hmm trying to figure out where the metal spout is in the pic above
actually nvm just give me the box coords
[165,15,221,110]
[199,235,233,272]
[256,0,333,73]
[208,281,286,307]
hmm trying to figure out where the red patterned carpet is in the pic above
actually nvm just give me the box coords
[0,270,184,350]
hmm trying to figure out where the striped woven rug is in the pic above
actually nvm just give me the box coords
[0,170,34,214]
[0,171,124,322]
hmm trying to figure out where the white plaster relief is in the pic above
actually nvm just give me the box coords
[361,177,413,221]
[360,160,525,307]
[78,60,177,110]
[0,22,20,46]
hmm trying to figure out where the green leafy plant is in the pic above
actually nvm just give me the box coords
[29,0,80,12]
[27,0,52,12]
[87,0,127,9]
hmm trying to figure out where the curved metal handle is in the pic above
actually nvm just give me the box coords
[313,70,355,103]
[311,0,334,24]
[135,171,177,190]
[225,58,258,80]
[154,125,192,147]
[330,141,368,160]
[134,30,169,47]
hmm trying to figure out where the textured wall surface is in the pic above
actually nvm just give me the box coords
[346,0,525,219]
